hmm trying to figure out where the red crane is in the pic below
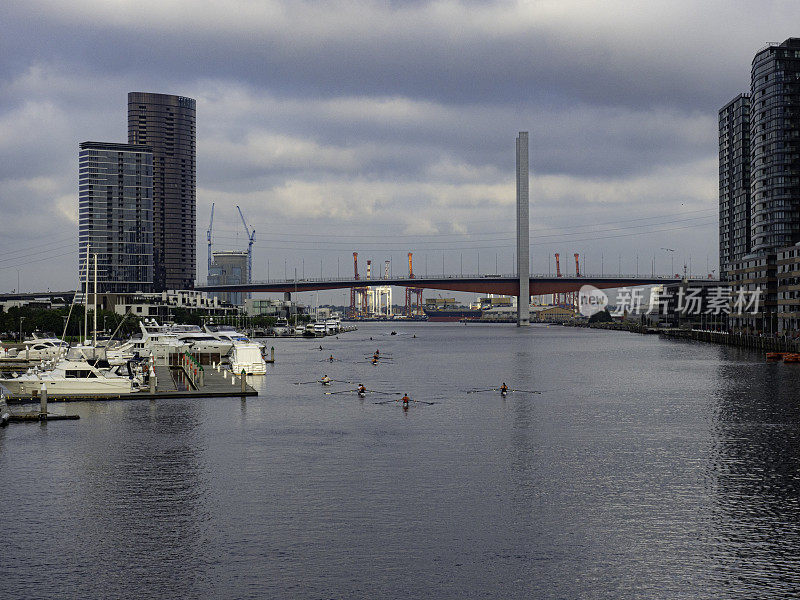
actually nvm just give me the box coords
[350,252,360,317]
[574,253,581,277]
[405,252,422,317]
[554,253,561,277]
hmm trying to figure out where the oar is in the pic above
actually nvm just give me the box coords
[373,399,436,406]
[325,389,356,395]
[510,389,542,394]
[294,381,319,385]
[466,388,499,394]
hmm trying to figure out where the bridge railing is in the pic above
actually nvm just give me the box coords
[216,272,705,286]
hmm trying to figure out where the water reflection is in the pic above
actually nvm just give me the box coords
[709,355,800,595]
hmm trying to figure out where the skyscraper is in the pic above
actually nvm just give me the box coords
[128,92,196,291]
[78,142,154,293]
[749,38,800,254]
[721,38,800,333]
[718,93,751,279]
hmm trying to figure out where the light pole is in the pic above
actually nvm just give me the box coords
[19,316,25,342]
[16,268,20,293]
[661,248,675,277]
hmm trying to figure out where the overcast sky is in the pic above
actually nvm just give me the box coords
[0,0,798,303]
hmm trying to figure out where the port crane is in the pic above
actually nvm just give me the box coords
[405,252,423,317]
[236,205,255,283]
[207,202,215,272]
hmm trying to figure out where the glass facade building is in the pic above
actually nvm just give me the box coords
[719,93,751,280]
[78,142,154,293]
[749,38,800,254]
[128,92,196,291]
[208,251,248,306]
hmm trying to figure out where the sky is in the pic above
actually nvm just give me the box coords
[0,0,798,304]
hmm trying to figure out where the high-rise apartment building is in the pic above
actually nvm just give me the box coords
[78,142,154,293]
[749,38,800,254]
[719,94,751,279]
[721,38,800,334]
[127,92,196,291]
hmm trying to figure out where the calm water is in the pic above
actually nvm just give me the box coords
[2,323,800,599]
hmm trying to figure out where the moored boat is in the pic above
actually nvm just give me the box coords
[0,358,140,398]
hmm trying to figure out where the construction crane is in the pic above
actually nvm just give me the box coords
[206,202,215,272]
[554,253,561,278]
[574,253,581,277]
[236,205,255,283]
[405,252,422,317]
[350,252,360,318]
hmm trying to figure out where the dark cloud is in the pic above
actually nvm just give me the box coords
[0,0,794,293]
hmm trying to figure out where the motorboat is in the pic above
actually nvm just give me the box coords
[273,318,290,336]
[229,343,267,375]
[135,320,188,360]
[205,325,257,344]
[166,324,233,354]
[6,337,70,361]
[313,322,327,336]
[325,318,341,334]
[0,358,140,397]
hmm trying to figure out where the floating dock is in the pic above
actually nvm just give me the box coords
[3,363,258,404]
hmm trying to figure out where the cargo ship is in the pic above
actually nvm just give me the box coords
[422,306,483,322]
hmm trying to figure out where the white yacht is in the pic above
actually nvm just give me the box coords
[6,337,70,361]
[204,326,267,374]
[325,318,341,335]
[229,343,267,375]
[273,318,290,336]
[166,324,233,354]
[135,320,188,360]
[0,358,140,397]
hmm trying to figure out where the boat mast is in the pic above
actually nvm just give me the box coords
[93,253,98,353]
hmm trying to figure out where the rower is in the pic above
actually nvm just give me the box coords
[329,355,335,362]
[371,358,378,365]
[375,349,380,355]
[401,393,410,408]
[500,382,508,395]
[321,375,331,385]
[357,384,366,396]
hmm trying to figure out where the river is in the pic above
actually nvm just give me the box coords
[1,322,799,599]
